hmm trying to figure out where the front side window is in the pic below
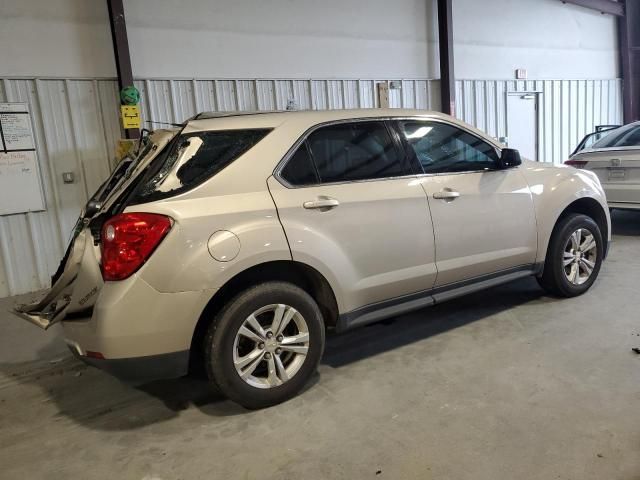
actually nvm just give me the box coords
[399,121,498,174]
[306,121,406,183]
[131,128,271,202]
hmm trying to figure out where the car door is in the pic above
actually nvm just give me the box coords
[267,120,437,315]
[395,119,538,287]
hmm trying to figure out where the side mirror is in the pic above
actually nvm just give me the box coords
[498,148,522,169]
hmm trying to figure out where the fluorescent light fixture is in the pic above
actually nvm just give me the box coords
[406,126,433,139]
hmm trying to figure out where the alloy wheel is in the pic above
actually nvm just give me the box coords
[562,227,598,285]
[232,304,310,389]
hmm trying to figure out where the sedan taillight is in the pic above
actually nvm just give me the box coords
[101,213,172,281]
[565,159,588,169]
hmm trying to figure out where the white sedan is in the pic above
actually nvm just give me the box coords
[567,121,640,210]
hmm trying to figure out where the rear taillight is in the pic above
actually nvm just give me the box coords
[565,159,588,169]
[101,212,172,281]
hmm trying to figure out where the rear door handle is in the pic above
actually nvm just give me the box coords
[433,189,460,201]
[303,197,340,211]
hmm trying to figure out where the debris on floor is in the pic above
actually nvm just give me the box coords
[632,347,640,354]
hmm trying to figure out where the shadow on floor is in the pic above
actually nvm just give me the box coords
[1,276,549,431]
[611,209,640,236]
[4,208,638,435]
[4,209,638,434]
[323,276,548,368]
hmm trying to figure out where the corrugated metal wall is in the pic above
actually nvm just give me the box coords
[0,77,622,297]
[455,79,623,165]
[0,78,122,298]
[132,78,439,126]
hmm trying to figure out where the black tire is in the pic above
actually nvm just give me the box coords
[204,281,325,409]
[537,213,603,297]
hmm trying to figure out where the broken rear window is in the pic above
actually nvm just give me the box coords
[130,128,271,203]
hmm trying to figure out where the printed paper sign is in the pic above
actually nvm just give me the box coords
[0,103,45,215]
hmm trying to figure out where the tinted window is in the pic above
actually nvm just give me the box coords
[592,123,640,149]
[307,122,406,183]
[280,143,318,186]
[131,129,270,202]
[400,121,498,174]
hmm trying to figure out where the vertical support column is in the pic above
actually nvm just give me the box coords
[107,0,139,139]
[437,0,455,116]
[619,0,640,123]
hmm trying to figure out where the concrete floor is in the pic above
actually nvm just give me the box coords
[1,211,640,480]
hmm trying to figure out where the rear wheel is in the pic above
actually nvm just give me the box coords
[204,282,325,409]
[537,213,603,297]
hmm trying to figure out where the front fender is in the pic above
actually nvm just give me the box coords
[522,163,610,264]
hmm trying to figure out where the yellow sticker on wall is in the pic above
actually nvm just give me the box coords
[120,105,141,129]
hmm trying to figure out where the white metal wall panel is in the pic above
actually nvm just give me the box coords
[0,77,622,297]
[454,79,622,164]
[0,78,119,297]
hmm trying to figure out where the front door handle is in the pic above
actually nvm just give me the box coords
[303,196,340,211]
[433,188,460,201]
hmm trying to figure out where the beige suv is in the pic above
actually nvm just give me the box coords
[15,109,610,408]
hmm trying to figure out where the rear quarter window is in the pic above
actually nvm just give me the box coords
[131,128,271,203]
[592,124,640,149]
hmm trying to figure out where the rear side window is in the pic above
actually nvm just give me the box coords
[280,143,319,186]
[592,124,640,149]
[131,129,271,202]
[308,121,406,183]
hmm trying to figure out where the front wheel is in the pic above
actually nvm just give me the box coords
[537,213,603,297]
[204,282,325,409]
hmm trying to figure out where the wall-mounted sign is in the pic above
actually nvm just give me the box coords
[0,103,45,216]
[121,105,141,129]
[515,68,528,80]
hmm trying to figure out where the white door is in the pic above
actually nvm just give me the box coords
[507,94,538,161]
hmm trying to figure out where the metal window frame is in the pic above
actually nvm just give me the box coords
[273,116,506,189]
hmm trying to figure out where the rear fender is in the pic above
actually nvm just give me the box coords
[130,191,293,293]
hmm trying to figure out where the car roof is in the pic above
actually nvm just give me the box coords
[184,108,454,132]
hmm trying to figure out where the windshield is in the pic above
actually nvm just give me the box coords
[591,122,640,149]
[130,128,272,203]
[578,132,608,151]
[572,126,620,155]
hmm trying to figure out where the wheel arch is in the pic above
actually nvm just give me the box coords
[540,197,609,271]
[557,198,609,254]
[188,260,339,374]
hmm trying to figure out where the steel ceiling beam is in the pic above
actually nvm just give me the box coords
[561,0,637,122]
[561,0,624,16]
[437,0,455,116]
[107,0,139,139]
[619,0,640,122]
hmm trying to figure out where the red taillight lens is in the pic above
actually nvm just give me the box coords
[565,159,588,169]
[101,212,172,281]
[85,351,105,360]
